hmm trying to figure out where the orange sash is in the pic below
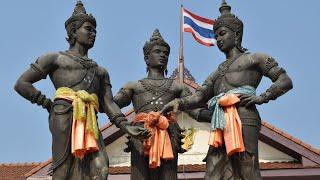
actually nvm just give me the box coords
[208,94,245,156]
[134,111,176,168]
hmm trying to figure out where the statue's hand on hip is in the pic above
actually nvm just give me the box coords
[239,94,264,107]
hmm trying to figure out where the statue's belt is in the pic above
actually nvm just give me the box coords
[207,86,256,156]
[133,111,176,168]
[54,87,100,159]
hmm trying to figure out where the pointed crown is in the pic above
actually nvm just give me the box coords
[65,1,96,29]
[213,0,246,52]
[143,29,170,59]
[213,0,243,33]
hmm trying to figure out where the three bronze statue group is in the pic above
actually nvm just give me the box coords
[14,1,293,180]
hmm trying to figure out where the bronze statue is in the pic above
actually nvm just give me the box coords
[113,29,188,180]
[14,1,149,179]
[162,1,293,179]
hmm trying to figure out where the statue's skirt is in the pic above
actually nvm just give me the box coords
[48,99,109,179]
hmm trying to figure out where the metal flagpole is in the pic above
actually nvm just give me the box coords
[179,4,184,84]
[179,4,187,177]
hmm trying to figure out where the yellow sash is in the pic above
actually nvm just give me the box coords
[54,87,100,159]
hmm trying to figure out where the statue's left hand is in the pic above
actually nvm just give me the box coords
[124,124,151,140]
[239,95,264,107]
[160,98,181,115]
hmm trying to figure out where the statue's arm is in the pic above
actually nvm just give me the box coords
[179,71,216,110]
[162,72,216,114]
[100,69,149,139]
[255,53,293,103]
[113,82,134,109]
[100,68,127,125]
[14,53,58,111]
[180,83,212,123]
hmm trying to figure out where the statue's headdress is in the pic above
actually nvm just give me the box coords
[213,0,246,52]
[143,29,170,59]
[65,1,96,45]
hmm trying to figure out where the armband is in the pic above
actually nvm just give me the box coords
[261,57,278,75]
[30,63,46,79]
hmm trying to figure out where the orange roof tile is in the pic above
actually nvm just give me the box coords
[0,162,40,180]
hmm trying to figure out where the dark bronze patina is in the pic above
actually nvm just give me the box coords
[113,29,188,180]
[14,1,149,179]
[162,1,293,179]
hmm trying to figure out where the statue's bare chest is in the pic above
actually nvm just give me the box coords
[50,55,101,93]
[131,79,180,113]
[53,59,86,78]
[214,55,262,94]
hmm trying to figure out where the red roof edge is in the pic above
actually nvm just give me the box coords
[0,162,40,167]
[261,121,320,156]
[24,158,52,178]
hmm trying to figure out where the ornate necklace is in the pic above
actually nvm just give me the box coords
[143,78,168,88]
[218,53,244,76]
[139,78,173,96]
[61,51,97,69]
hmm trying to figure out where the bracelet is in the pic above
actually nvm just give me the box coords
[31,91,41,104]
[260,93,270,103]
[30,91,52,110]
[177,98,185,111]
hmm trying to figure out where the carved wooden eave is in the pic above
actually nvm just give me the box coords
[25,76,320,180]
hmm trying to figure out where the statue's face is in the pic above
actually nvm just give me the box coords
[146,45,169,69]
[215,26,236,53]
[75,21,96,49]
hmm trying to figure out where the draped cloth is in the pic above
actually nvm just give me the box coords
[54,87,100,159]
[133,111,176,168]
[207,86,256,156]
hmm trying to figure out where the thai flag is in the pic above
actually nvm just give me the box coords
[183,8,216,47]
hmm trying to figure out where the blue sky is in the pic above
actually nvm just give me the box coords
[1,0,319,163]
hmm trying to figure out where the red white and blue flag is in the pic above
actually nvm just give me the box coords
[183,8,216,47]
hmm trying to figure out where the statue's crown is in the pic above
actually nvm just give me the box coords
[213,0,243,33]
[149,29,164,42]
[65,1,96,28]
[143,29,170,57]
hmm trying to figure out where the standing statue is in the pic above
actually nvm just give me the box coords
[14,1,149,179]
[162,1,293,179]
[113,29,188,180]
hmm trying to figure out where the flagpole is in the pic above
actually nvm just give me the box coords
[179,6,186,176]
[179,4,184,84]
